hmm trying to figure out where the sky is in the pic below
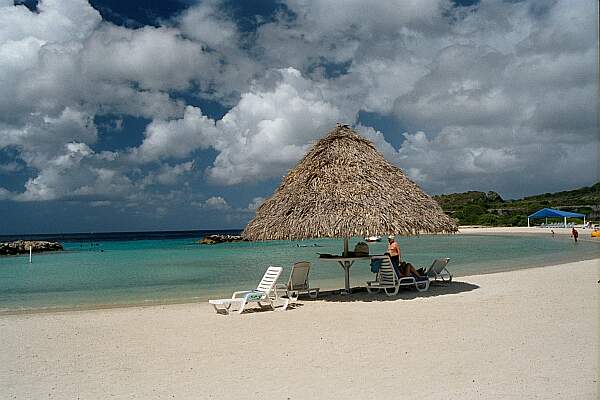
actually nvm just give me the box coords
[0,0,597,234]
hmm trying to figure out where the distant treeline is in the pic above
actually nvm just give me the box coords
[433,182,600,227]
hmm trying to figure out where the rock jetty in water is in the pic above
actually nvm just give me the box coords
[0,240,63,256]
[198,234,248,245]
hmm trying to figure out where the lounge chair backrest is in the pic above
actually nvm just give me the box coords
[289,261,311,291]
[428,258,450,274]
[256,266,283,293]
[371,255,397,285]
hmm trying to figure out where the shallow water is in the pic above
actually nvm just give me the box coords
[0,234,597,312]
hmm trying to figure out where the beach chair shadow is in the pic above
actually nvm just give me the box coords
[315,280,480,303]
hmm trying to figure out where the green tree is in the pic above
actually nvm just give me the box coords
[478,214,499,226]
[454,204,487,225]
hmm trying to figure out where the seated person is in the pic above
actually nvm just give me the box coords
[384,252,425,280]
[398,261,425,279]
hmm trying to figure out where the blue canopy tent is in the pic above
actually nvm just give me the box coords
[527,208,585,227]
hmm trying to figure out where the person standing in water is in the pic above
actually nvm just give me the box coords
[571,227,579,243]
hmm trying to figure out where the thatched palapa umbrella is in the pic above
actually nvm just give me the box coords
[243,123,457,293]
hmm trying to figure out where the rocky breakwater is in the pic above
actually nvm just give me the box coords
[0,240,64,256]
[198,234,248,245]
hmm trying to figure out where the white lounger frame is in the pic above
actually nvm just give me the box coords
[276,261,319,309]
[425,258,452,282]
[209,266,285,314]
[366,255,429,296]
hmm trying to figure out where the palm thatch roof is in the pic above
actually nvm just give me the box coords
[243,124,457,240]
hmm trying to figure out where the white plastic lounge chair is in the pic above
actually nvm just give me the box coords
[209,266,284,314]
[425,258,452,282]
[276,261,319,309]
[366,255,429,296]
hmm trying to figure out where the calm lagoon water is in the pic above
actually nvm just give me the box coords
[0,234,598,313]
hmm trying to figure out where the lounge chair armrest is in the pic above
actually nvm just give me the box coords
[232,290,252,299]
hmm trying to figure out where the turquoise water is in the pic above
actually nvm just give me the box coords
[0,235,598,313]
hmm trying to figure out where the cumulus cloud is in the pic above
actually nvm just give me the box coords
[174,0,262,103]
[0,0,597,211]
[132,106,218,163]
[0,108,98,156]
[191,195,267,214]
[355,124,402,165]
[251,0,597,196]
[90,200,112,207]
[133,68,349,185]
[208,68,350,184]
[0,4,198,125]
[394,126,597,196]
[142,161,195,186]
[177,0,238,49]
[154,161,195,185]
[81,24,214,91]
[0,161,22,173]
[195,196,230,210]
[0,107,123,202]
[14,142,130,201]
[0,187,13,200]
[0,0,226,202]
[246,197,266,212]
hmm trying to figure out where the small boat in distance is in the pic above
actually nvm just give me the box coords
[364,235,382,242]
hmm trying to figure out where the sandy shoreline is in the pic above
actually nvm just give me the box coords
[458,225,599,240]
[2,226,598,317]
[1,258,598,399]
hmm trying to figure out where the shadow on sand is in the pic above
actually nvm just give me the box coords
[227,282,479,314]
[300,280,480,303]
[237,302,305,314]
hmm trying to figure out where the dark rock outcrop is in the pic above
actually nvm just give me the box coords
[198,234,248,245]
[0,240,63,256]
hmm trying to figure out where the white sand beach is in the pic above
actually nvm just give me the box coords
[458,226,596,237]
[1,258,598,399]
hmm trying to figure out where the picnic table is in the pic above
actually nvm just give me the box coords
[319,254,371,294]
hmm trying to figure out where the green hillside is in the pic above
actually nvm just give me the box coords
[432,182,600,226]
